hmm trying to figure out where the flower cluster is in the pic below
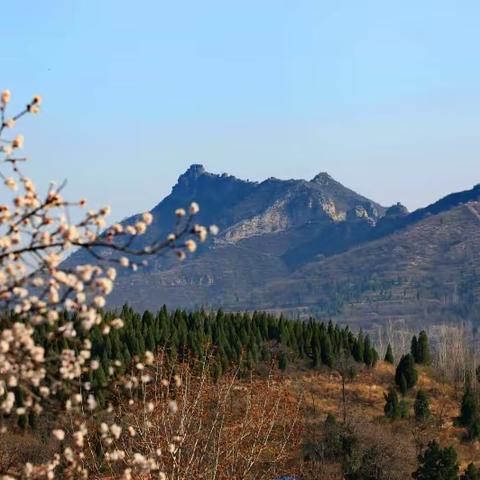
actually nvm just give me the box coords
[0,90,218,479]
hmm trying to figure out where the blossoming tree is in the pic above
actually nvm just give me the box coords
[0,90,217,479]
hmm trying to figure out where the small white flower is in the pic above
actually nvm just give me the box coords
[185,239,197,252]
[189,202,200,214]
[168,400,178,414]
[1,89,11,104]
[110,318,124,329]
[110,423,122,439]
[87,394,97,411]
[209,224,219,235]
[52,429,65,441]
[93,296,106,308]
[4,177,18,191]
[142,212,153,225]
[3,118,15,128]
[12,134,24,149]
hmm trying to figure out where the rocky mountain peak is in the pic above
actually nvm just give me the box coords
[385,202,409,217]
[177,164,206,183]
[311,172,335,185]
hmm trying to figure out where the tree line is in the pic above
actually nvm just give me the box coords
[28,306,379,409]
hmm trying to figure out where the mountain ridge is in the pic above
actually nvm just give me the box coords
[66,165,480,327]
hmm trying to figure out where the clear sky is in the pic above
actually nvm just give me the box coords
[2,1,480,220]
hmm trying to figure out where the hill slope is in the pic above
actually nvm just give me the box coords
[254,202,480,327]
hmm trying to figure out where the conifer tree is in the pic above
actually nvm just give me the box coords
[384,388,400,419]
[462,463,480,480]
[384,343,394,364]
[414,390,430,421]
[399,399,409,419]
[353,331,365,363]
[278,352,287,371]
[321,335,334,368]
[458,381,479,441]
[412,441,459,480]
[371,348,379,368]
[311,333,322,368]
[363,335,375,367]
[417,330,431,365]
[411,335,419,362]
[395,353,418,392]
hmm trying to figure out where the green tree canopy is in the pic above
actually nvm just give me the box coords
[414,390,430,421]
[395,354,418,392]
[412,441,459,480]
[384,343,394,364]
[384,388,400,420]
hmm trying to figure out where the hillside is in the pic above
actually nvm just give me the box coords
[290,361,478,477]
[256,202,480,327]
[66,165,480,326]
[5,357,478,479]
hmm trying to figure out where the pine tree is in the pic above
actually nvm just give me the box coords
[321,335,334,368]
[384,388,400,419]
[400,374,408,395]
[353,331,365,363]
[278,352,287,371]
[412,441,459,480]
[414,390,430,421]
[384,343,394,364]
[371,348,379,367]
[395,354,418,392]
[468,418,480,441]
[458,382,478,437]
[411,335,419,362]
[363,335,375,367]
[417,330,431,365]
[462,463,480,480]
[311,333,322,368]
[399,399,409,419]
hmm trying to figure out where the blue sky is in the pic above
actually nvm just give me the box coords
[2,1,480,220]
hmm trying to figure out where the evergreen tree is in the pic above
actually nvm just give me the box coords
[414,390,430,421]
[417,330,431,365]
[395,354,418,392]
[371,348,379,368]
[468,418,480,441]
[353,331,365,363]
[411,335,419,362]
[321,335,334,368]
[412,441,459,480]
[384,343,394,364]
[458,381,480,441]
[399,374,408,395]
[462,463,480,480]
[384,388,400,419]
[278,352,287,371]
[399,399,409,419]
[79,306,379,391]
[363,335,375,367]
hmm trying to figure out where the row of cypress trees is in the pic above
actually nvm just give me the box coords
[33,306,379,407]
[86,305,379,379]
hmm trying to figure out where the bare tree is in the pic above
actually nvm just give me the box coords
[333,350,357,424]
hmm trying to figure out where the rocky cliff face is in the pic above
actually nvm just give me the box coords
[66,165,480,327]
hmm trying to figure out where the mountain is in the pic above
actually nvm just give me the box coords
[66,165,480,327]
[257,201,480,327]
